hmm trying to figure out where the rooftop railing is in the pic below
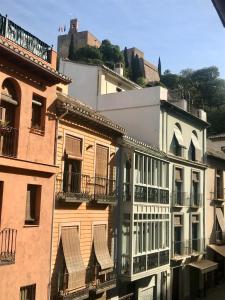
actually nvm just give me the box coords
[0,14,52,62]
[0,228,17,265]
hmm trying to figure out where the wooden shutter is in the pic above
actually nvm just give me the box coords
[93,224,113,270]
[192,215,199,224]
[174,215,182,227]
[25,185,36,222]
[61,226,85,290]
[95,144,108,178]
[65,135,82,158]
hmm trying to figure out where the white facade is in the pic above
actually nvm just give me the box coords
[59,59,140,109]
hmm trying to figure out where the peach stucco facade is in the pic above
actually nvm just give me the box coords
[0,24,69,299]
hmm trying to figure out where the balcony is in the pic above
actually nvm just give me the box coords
[57,173,117,205]
[56,172,92,203]
[172,239,204,259]
[57,269,91,300]
[171,191,189,207]
[0,228,17,265]
[92,263,116,294]
[0,14,52,62]
[0,126,18,157]
[190,193,202,208]
[93,177,117,205]
[210,189,225,202]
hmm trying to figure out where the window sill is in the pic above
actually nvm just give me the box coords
[29,127,45,136]
[23,224,39,228]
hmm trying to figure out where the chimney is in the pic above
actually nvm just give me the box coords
[70,19,79,32]
[114,63,124,77]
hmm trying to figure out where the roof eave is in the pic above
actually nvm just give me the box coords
[212,0,225,27]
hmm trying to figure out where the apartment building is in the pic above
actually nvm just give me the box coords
[59,60,140,109]
[0,14,70,300]
[50,92,125,300]
[64,84,220,299]
[206,136,225,286]
[117,136,170,300]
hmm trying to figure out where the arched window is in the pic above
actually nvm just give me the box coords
[0,78,20,157]
[170,123,185,157]
[189,131,201,161]
[1,78,20,127]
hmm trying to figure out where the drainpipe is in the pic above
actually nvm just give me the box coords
[48,108,69,300]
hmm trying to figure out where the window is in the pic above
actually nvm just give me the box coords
[170,124,185,157]
[216,169,224,199]
[25,185,41,225]
[189,131,201,162]
[31,94,45,132]
[174,168,183,206]
[20,284,36,300]
[191,214,200,252]
[192,171,200,206]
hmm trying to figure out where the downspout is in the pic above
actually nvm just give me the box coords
[48,108,69,300]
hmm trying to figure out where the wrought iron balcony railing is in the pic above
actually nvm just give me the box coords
[57,172,117,205]
[210,189,225,202]
[94,177,116,204]
[119,293,134,300]
[0,14,52,62]
[57,268,92,300]
[190,193,202,207]
[171,191,189,207]
[0,228,17,265]
[0,126,18,157]
[57,172,93,203]
[172,239,205,258]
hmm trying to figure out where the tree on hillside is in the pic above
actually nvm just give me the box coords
[74,45,102,62]
[161,66,225,134]
[99,39,124,68]
[158,57,162,78]
[124,47,129,69]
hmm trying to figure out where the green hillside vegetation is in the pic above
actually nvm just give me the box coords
[160,66,225,135]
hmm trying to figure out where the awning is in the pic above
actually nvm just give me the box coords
[61,227,86,290]
[1,92,18,105]
[208,244,225,257]
[65,135,82,158]
[189,259,218,274]
[191,133,201,150]
[93,224,113,270]
[174,127,185,147]
[216,208,225,232]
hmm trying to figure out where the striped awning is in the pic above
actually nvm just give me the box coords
[174,127,185,147]
[93,225,113,270]
[61,227,86,290]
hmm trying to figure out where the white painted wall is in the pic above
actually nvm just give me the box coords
[59,60,98,108]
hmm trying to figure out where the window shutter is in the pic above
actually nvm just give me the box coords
[95,144,108,178]
[65,135,82,158]
[175,168,182,182]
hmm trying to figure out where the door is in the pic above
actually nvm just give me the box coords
[63,159,81,193]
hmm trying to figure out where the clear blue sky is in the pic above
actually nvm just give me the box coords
[1,0,225,77]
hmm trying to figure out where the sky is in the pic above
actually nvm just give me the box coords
[1,0,225,78]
